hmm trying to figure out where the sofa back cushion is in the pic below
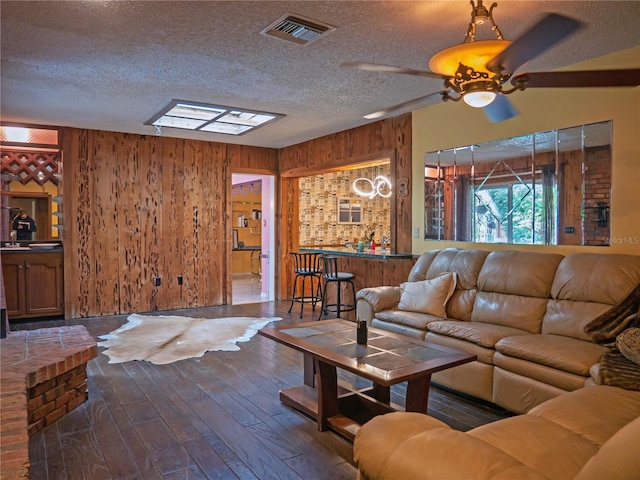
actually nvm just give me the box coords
[473,251,564,333]
[424,249,489,321]
[407,250,440,282]
[426,249,489,290]
[542,253,640,340]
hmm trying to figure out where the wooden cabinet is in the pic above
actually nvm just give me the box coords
[2,251,64,319]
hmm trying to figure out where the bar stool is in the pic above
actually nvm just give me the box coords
[319,255,356,320]
[288,252,323,318]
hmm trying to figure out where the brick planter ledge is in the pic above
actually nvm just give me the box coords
[0,326,97,479]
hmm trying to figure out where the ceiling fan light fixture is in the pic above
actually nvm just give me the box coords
[428,40,511,77]
[463,89,496,108]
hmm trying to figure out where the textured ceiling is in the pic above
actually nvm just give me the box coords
[1,1,638,149]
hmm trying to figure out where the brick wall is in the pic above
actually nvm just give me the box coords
[26,363,89,435]
[0,326,97,479]
[583,145,612,246]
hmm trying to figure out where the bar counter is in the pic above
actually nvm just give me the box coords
[296,246,416,321]
[299,246,413,260]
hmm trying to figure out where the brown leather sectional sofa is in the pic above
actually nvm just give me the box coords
[356,248,640,413]
[354,385,640,480]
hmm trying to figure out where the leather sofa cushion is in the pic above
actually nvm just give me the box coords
[375,310,442,331]
[529,385,640,446]
[576,416,640,480]
[493,353,590,391]
[425,248,489,290]
[477,251,563,298]
[354,412,548,480]
[472,292,549,333]
[407,250,439,282]
[446,288,476,322]
[496,334,605,376]
[371,318,427,340]
[427,331,497,364]
[469,415,598,479]
[542,299,612,341]
[551,253,640,304]
[423,249,489,321]
[353,412,449,477]
[428,320,531,349]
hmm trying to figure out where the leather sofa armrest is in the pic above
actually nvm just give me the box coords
[356,286,401,324]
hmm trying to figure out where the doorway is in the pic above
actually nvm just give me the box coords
[231,174,275,304]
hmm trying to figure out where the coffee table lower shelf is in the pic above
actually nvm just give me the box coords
[279,383,398,442]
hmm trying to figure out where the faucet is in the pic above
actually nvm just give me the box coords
[381,234,390,251]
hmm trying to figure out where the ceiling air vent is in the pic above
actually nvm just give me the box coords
[261,14,335,45]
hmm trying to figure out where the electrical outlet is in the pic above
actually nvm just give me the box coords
[155,276,161,287]
[564,226,576,234]
[177,276,183,286]
[413,227,420,238]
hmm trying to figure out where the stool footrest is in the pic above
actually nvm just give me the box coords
[321,303,356,314]
[292,296,321,304]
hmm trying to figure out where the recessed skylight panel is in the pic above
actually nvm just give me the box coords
[218,112,276,126]
[169,104,225,120]
[153,116,208,130]
[146,100,283,136]
[200,122,253,135]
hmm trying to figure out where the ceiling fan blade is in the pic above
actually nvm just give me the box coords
[486,13,582,74]
[364,91,448,120]
[342,61,445,79]
[512,69,640,88]
[483,95,518,123]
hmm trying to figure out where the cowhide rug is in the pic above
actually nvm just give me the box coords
[97,314,281,365]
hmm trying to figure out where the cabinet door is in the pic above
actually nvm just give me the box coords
[24,255,64,316]
[2,256,26,318]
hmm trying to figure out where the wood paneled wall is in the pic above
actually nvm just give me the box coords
[62,128,277,318]
[60,115,411,319]
[278,114,413,300]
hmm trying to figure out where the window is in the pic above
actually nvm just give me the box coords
[473,181,548,244]
[337,198,362,224]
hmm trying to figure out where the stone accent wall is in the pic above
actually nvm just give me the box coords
[0,326,97,479]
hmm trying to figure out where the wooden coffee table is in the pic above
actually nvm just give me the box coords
[258,319,476,441]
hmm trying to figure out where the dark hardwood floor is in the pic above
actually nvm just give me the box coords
[13,301,513,480]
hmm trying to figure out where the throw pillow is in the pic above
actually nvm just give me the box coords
[617,328,640,365]
[398,272,457,317]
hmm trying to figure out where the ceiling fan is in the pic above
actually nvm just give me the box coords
[343,1,640,122]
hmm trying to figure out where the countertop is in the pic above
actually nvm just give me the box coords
[299,246,413,259]
[1,242,63,253]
